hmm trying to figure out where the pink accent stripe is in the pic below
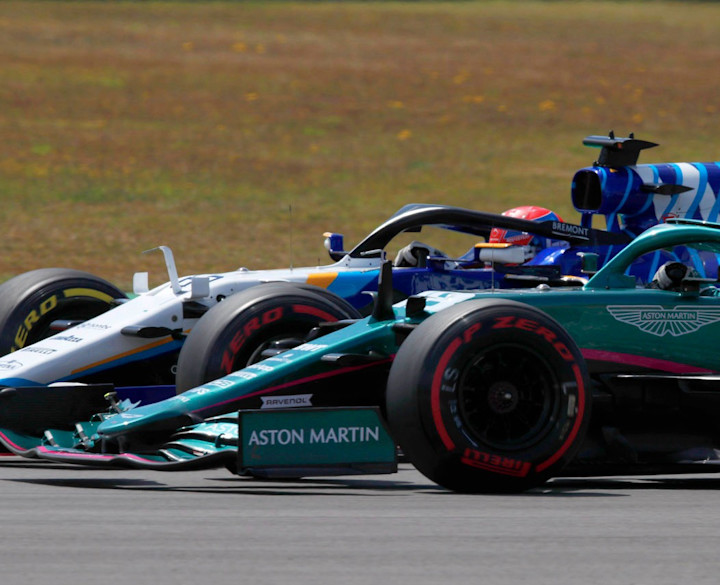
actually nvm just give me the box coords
[581,348,715,374]
[0,359,394,459]
[35,446,157,463]
[0,431,25,452]
[193,357,394,415]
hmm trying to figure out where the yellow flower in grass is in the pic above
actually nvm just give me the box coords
[30,164,48,177]
[453,71,470,85]
[245,93,259,102]
[397,129,412,141]
[232,42,247,53]
[538,100,556,112]
[182,41,194,52]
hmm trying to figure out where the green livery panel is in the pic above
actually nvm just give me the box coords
[238,407,397,477]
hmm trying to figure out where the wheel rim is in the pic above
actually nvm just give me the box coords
[457,343,560,451]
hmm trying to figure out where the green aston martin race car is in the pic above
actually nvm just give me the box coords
[2,217,720,493]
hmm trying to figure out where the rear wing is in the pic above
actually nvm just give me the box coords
[582,131,658,167]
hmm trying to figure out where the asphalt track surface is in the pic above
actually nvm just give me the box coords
[1,458,720,585]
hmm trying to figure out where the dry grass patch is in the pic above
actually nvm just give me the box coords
[1,1,720,286]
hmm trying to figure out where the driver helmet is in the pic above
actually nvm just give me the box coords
[650,261,698,291]
[489,206,564,250]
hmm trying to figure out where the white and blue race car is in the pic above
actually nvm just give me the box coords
[0,133,715,403]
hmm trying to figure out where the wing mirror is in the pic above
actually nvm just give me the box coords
[324,232,346,261]
[579,252,599,275]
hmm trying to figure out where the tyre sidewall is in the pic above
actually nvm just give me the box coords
[0,269,125,354]
[387,299,589,492]
[175,283,361,392]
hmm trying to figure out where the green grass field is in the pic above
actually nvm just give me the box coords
[2,1,720,287]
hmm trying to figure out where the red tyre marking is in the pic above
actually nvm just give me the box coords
[220,307,285,373]
[492,316,575,362]
[460,449,531,477]
[462,323,482,342]
[535,362,586,473]
[291,304,337,322]
[434,314,588,474]
[220,349,237,374]
[492,315,515,329]
[219,304,337,374]
[430,337,462,451]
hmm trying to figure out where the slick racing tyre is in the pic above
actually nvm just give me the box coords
[0,268,126,355]
[175,283,362,393]
[386,299,590,493]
